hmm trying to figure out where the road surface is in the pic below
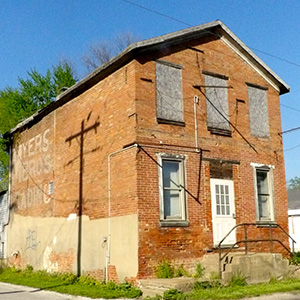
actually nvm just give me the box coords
[1,281,300,299]
[0,282,95,300]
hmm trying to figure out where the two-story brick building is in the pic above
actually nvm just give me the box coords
[5,20,290,281]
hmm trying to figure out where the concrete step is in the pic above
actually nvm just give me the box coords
[221,253,290,284]
[138,278,195,298]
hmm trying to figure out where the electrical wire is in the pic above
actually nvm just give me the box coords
[122,0,300,71]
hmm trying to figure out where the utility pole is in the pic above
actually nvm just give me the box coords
[65,116,100,277]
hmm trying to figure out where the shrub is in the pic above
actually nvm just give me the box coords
[155,260,174,278]
[163,288,186,300]
[194,263,204,278]
[174,264,189,277]
[193,280,222,290]
[290,252,300,265]
[228,272,247,287]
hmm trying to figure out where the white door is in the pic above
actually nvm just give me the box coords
[211,179,236,247]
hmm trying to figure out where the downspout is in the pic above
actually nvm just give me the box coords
[106,143,138,282]
[194,95,199,152]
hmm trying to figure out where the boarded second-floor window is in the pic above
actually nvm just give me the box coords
[247,84,269,138]
[156,61,184,124]
[204,73,230,135]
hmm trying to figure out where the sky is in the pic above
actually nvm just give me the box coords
[1,0,300,181]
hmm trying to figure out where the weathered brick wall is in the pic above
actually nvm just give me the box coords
[134,36,289,278]
[8,33,289,280]
[8,60,140,280]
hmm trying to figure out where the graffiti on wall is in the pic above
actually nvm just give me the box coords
[25,229,40,251]
[13,128,53,209]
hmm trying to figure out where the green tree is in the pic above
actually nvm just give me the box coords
[0,62,77,191]
[287,176,300,190]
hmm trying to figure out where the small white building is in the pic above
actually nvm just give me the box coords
[0,191,9,258]
[288,190,300,252]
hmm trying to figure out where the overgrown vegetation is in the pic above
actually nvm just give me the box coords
[228,272,247,287]
[155,260,175,278]
[155,260,195,279]
[290,252,300,265]
[194,262,204,278]
[0,266,141,299]
[146,278,300,300]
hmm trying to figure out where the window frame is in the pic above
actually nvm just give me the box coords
[251,163,276,224]
[157,153,188,227]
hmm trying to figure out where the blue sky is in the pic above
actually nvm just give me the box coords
[1,0,300,181]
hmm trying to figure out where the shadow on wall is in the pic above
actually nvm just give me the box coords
[65,111,100,277]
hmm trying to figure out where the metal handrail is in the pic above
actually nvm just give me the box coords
[217,223,297,277]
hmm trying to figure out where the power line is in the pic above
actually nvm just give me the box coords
[280,103,300,113]
[250,47,300,68]
[122,0,192,27]
[122,0,300,71]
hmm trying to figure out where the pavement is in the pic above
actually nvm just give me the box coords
[1,281,300,299]
[0,282,98,300]
[242,293,300,300]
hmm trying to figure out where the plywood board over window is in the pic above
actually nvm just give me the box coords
[204,72,231,136]
[247,83,269,138]
[156,61,184,125]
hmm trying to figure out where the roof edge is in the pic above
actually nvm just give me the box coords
[7,20,290,136]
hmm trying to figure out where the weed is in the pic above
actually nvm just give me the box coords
[174,264,189,277]
[155,260,174,278]
[194,263,204,278]
[25,265,33,272]
[209,272,221,280]
[228,272,247,287]
[290,252,300,265]
[193,280,222,290]
[269,277,279,284]
[144,295,162,300]
[163,288,186,300]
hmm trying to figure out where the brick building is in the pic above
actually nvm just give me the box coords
[5,20,290,281]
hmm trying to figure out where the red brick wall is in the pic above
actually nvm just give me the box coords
[9,34,289,279]
[134,36,289,278]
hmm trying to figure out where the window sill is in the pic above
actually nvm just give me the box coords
[208,127,232,137]
[157,118,185,127]
[160,220,190,227]
[256,220,277,227]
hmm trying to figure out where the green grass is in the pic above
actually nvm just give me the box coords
[189,278,300,299]
[0,267,142,299]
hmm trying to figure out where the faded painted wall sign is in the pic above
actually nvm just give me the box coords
[13,128,53,209]
[14,184,51,209]
[13,129,52,183]
[25,229,40,251]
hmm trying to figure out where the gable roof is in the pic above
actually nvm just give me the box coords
[7,20,290,136]
[288,189,300,210]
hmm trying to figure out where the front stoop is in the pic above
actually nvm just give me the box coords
[139,253,292,297]
[202,252,291,284]
[138,278,195,298]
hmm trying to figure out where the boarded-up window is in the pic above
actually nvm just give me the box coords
[205,74,230,135]
[248,85,269,138]
[156,61,184,123]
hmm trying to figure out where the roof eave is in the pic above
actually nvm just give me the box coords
[7,20,290,136]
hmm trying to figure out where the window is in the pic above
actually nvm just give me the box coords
[158,154,187,225]
[204,72,230,135]
[247,83,269,138]
[156,61,184,124]
[252,164,275,222]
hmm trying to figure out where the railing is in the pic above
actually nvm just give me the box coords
[217,223,297,277]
